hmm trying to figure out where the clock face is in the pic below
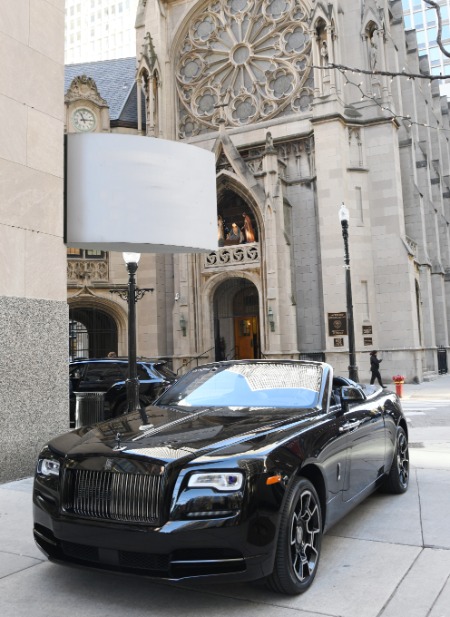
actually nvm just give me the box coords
[72,108,96,132]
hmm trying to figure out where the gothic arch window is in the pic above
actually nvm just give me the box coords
[152,69,160,135]
[176,0,313,138]
[415,279,422,345]
[138,67,151,130]
[138,66,161,136]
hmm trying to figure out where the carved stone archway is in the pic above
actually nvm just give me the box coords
[212,277,261,361]
[68,295,127,359]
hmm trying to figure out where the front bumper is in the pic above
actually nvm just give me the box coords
[33,493,278,584]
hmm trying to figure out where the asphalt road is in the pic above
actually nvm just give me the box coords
[402,398,450,428]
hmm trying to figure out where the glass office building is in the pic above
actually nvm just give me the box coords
[65,0,139,64]
[402,0,450,94]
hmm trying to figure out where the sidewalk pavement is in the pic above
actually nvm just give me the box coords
[1,376,450,617]
[401,373,450,401]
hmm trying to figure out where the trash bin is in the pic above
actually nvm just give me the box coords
[74,392,106,428]
[437,346,448,374]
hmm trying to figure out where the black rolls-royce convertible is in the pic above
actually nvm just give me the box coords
[33,360,409,595]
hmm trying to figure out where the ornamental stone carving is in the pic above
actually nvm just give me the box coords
[65,75,108,107]
[176,0,313,138]
[204,243,260,269]
[67,260,109,282]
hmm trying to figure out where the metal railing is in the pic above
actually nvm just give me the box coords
[176,346,215,374]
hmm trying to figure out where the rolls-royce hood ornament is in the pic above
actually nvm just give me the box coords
[113,432,126,452]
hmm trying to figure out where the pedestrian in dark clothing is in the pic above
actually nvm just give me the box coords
[370,350,385,387]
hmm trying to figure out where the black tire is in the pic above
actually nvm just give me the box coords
[384,427,409,494]
[266,477,322,595]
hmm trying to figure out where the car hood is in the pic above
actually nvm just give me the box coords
[49,404,318,464]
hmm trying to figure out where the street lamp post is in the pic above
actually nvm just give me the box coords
[110,252,153,422]
[339,204,359,383]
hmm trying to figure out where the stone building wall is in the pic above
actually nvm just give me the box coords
[123,0,450,383]
[0,0,68,482]
[131,0,450,382]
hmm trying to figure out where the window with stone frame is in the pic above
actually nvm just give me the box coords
[67,248,106,259]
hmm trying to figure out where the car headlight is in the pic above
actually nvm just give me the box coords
[187,472,244,491]
[37,458,60,477]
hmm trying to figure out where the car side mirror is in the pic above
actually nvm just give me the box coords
[340,386,365,412]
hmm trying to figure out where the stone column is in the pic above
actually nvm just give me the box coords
[261,134,299,359]
[137,75,142,133]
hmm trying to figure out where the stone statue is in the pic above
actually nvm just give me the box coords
[370,39,378,72]
[227,222,244,244]
[265,131,275,153]
[242,212,256,243]
[218,215,225,246]
[321,40,329,65]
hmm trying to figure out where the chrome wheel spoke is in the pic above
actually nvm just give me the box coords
[293,548,309,580]
[290,511,299,546]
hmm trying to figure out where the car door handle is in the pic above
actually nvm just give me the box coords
[339,420,361,433]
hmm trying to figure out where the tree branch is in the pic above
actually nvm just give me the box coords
[423,0,450,58]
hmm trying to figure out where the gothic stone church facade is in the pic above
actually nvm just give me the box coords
[68,0,450,382]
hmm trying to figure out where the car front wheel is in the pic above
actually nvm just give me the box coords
[266,477,322,595]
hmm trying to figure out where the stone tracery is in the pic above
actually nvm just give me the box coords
[176,0,313,137]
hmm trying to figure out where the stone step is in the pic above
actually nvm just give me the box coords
[423,371,439,381]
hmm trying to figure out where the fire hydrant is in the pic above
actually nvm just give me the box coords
[392,375,405,398]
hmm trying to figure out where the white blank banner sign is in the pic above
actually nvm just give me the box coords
[66,133,217,253]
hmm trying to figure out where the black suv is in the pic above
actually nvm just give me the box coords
[69,358,176,425]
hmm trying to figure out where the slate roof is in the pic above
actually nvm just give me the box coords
[65,57,140,125]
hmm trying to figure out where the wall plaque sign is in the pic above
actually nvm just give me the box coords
[328,312,347,336]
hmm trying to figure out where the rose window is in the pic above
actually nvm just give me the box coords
[176,0,313,138]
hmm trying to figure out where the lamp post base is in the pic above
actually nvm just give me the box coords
[348,366,359,383]
[126,378,147,423]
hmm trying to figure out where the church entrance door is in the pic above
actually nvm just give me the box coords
[213,278,260,362]
[233,315,259,360]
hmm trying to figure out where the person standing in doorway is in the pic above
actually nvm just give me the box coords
[370,350,385,387]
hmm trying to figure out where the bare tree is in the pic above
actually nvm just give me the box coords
[423,0,450,58]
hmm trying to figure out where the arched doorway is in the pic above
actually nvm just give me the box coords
[213,278,260,361]
[69,306,118,360]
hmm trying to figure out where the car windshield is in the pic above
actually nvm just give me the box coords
[157,363,322,409]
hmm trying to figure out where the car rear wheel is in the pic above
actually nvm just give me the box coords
[384,427,409,494]
[266,477,322,595]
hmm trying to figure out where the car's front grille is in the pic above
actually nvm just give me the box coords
[62,468,164,525]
